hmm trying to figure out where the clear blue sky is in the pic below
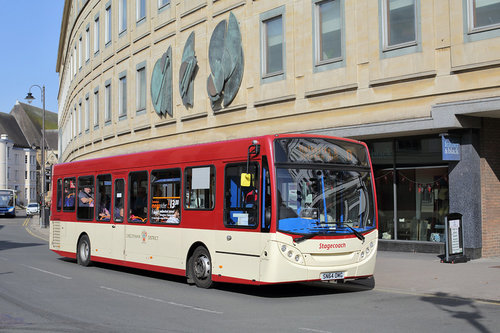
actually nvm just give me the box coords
[0,1,64,115]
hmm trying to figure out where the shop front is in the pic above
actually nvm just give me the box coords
[368,136,450,252]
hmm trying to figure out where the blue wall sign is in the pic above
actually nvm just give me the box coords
[442,135,461,161]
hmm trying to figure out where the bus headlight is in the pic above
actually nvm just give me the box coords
[277,242,304,265]
[8,207,14,212]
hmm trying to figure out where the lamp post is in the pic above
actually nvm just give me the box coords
[25,85,47,228]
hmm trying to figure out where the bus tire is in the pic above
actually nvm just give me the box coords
[77,234,91,267]
[190,246,213,289]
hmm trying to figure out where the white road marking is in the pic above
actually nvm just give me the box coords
[20,264,72,280]
[100,286,223,314]
[299,328,332,333]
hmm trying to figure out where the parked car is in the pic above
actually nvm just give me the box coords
[26,203,40,216]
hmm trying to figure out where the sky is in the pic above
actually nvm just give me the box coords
[0,1,64,115]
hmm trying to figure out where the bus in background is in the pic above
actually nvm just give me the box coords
[0,189,16,217]
[50,134,378,288]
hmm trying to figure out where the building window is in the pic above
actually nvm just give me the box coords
[261,9,285,79]
[85,25,90,62]
[85,94,90,131]
[158,0,170,11]
[105,2,112,45]
[78,35,82,69]
[136,63,146,113]
[314,0,343,67]
[105,81,112,123]
[119,0,127,34]
[382,0,417,50]
[119,72,127,118]
[73,44,77,76]
[78,101,82,134]
[137,0,146,23]
[94,87,100,128]
[94,14,100,54]
[468,0,500,32]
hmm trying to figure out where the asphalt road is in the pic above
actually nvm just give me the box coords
[1,215,499,333]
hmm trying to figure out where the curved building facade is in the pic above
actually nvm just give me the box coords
[57,0,500,257]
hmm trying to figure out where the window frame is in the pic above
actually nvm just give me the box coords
[184,165,216,211]
[467,0,500,33]
[312,0,345,72]
[379,0,421,58]
[260,6,286,83]
[96,174,112,222]
[223,162,260,229]
[104,79,112,124]
[136,61,147,114]
[119,0,127,35]
[94,13,100,55]
[150,168,182,224]
[105,1,112,46]
[128,171,149,223]
[77,175,95,221]
[114,178,125,223]
[118,71,127,120]
[137,0,147,24]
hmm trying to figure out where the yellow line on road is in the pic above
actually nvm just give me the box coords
[23,217,47,242]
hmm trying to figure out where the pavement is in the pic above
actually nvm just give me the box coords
[24,216,500,304]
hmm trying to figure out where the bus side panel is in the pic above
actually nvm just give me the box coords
[123,224,183,270]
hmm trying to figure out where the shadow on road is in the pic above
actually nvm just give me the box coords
[0,240,45,251]
[58,257,374,298]
[420,292,491,333]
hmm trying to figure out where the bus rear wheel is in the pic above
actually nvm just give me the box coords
[190,246,213,289]
[77,234,91,266]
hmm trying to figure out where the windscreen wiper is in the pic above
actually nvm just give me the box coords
[346,225,365,242]
[294,232,325,244]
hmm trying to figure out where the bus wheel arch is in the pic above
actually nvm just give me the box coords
[186,243,213,289]
[77,233,91,267]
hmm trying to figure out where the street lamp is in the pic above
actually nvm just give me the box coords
[25,85,47,228]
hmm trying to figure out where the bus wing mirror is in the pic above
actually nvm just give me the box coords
[241,173,251,187]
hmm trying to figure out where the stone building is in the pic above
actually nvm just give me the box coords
[56,0,500,257]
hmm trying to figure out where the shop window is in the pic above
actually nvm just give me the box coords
[129,171,148,223]
[151,169,181,224]
[185,166,215,210]
[224,163,260,228]
[77,176,94,220]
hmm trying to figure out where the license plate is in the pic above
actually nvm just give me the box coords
[320,271,345,281]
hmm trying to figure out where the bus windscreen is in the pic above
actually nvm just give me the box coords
[274,137,369,167]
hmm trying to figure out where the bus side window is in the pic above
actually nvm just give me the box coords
[128,171,148,223]
[96,175,112,221]
[114,179,125,222]
[262,157,271,232]
[151,168,181,224]
[56,179,63,211]
[184,166,215,210]
[77,176,94,220]
[63,177,76,211]
[224,162,259,228]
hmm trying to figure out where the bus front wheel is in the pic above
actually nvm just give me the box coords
[77,234,91,267]
[190,246,213,289]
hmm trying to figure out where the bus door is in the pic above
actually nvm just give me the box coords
[215,162,264,282]
[110,178,126,260]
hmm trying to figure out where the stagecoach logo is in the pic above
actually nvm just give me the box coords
[141,230,148,243]
[319,242,347,251]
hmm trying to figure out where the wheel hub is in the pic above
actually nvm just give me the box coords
[194,255,210,279]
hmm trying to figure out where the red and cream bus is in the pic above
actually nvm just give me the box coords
[50,134,378,288]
